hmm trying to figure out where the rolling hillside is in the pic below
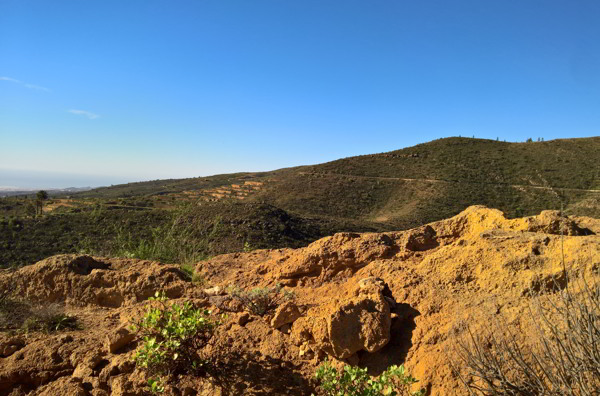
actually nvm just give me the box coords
[77,136,600,222]
[2,137,599,268]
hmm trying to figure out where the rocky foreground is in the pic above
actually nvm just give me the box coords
[0,206,598,395]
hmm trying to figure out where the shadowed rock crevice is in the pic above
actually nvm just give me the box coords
[359,303,420,376]
[404,225,439,251]
[67,255,111,275]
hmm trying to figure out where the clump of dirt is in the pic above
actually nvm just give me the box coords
[0,206,598,395]
[1,255,192,308]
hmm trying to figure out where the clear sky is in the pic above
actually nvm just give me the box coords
[1,0,599,188]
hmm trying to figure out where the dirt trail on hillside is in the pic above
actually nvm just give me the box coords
[0,206,598,395]
[298,171,600,193]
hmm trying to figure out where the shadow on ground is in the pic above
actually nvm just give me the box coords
[207,351,314,395]
[359,303,420,376]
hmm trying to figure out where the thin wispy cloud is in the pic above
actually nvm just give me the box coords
[24,83,51,92]
[68,109,100,120]
[1,76,50,92]
[0,76,21,83]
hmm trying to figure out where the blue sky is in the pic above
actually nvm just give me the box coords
[1,0,599,188]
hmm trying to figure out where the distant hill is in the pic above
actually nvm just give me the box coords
[2,137,599,268]
[76,136,600,223]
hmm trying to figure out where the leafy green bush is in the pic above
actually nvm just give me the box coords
[243,241,254,252]
[313,360,424,396]
[228,283,295,316]
[130,292,218,379]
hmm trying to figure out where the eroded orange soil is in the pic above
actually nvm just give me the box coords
[1,206,598,395]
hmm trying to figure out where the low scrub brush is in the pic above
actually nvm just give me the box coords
[228,283,295,316]
[130,291,220,391]
[453,272,600,395]
[313,359,424,396]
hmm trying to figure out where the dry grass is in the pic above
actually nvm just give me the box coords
[1,286,79,333]
[452,271,599,395]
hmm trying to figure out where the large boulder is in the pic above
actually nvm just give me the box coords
[290,278,392,359]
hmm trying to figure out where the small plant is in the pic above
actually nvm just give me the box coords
[228,283,295,316]
[46,313,79,331]
[130,292,218,378]
[191,271,206,285]
[243,241,254,253]
[179,263,206,286]
[179,263,195,280]
[313,359,424,396]
[147,377,165,394]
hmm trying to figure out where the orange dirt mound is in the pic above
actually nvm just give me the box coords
[0,206,598,395]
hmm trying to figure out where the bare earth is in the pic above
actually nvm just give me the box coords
[0,206,598,395]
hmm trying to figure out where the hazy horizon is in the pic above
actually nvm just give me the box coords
[2,135,598,190]
[0,168,135,190]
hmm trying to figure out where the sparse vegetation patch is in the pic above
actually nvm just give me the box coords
[228,283,295,316]
[313,359,424,396]
[1,293,79,334]
[130,292,220,387]
[453,273,600,394]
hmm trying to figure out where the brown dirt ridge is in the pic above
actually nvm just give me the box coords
[0,206,598,395]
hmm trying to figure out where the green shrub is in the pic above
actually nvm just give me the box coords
[228,283,295,316]
[243,241,254,252]
[178,263,195,280]
[147,377,165,394]
[109,206,210,265]
[130,292,218,379]
[191,272,206,285]
[313,359,424,396]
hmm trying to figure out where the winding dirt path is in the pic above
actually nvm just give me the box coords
[297,171,600,193]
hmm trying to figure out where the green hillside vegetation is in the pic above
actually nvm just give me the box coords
[1,137,598,268]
